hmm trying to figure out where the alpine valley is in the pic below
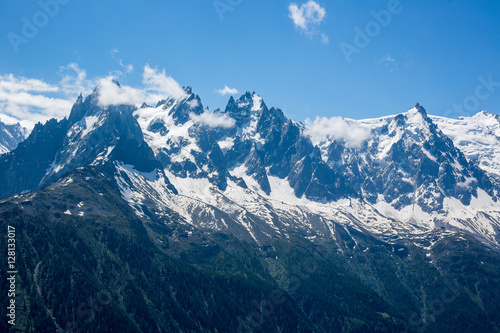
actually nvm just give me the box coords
[1,82,500,332]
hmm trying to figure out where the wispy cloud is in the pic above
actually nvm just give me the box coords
[58,63,94,96]
[378,53,396,67]
[111,48,134,74]
[288,1,328,43]
[216,85,238,96]
[191,111,236,128]
[303,116,371,147]
[119,59,134,73]
[143,64,187,101]
[321,33,329,44]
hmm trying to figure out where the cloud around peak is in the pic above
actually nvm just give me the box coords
[97,65,189,107]
[303,116,371,147]
[96,77,144,107]
[190,111,236,128]
[0,63,191,129]
[143,65,187,101]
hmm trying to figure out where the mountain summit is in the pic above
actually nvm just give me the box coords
[0,119,27,154]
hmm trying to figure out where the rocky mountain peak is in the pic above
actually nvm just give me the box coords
[224,92,267,128]
[0,119,28,155]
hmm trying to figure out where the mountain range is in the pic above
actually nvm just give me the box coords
[0,119,27,154]
[1,83,500,332]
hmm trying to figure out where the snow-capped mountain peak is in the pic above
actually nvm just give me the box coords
[432,110,500,182]
[0,119,28,154]
[224,91,266,127]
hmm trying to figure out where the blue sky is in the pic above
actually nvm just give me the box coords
[1,0,499,128]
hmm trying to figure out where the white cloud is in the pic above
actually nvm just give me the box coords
[190,111,236,128]
[303,116,371,147]
[321,33,329,44]
[0,74,59,93]
[0,74,75,130]
[58,63,94,96]
[216,85,239,95]
[0,113,22,125]
[143,65,187,101]
[96,77,144,107]
[288,1,328,41]
[97,64,188,107]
